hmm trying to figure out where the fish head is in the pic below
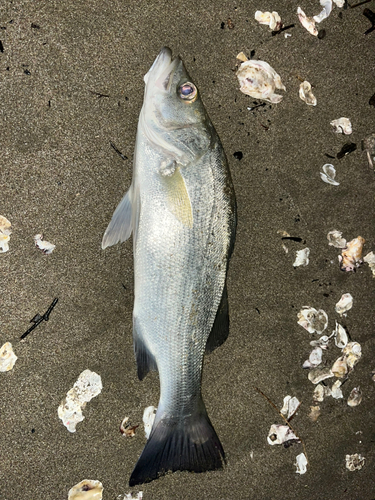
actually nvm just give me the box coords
[140,47,212,166]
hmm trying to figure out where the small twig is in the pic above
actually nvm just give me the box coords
[349,0,371,8]
[20,298,58,339]
[272,23,295,36]
[110,142,128,160]
[254,387,308,463]
[89,90,110,98]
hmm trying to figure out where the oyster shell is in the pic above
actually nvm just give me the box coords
[339,237,365,272]
[298,306,328,334]
[303,347,323,369]
[280,395,300,419]
[255,11,282,31]
[267,424,299,445]
[331,379,343,399]
[333,0,345,6]
[320,164,339,185]
[345,453,365,471]
[335,293,353,316]
[364,251,375,277]
[299,81,317,106]
[330,117,352,135]
[347,387,362,407]
[327,230,347,249]
[362,133,375,168]
[236,59,286,104]
[293,248,310,267]
[0,215,12,253]
[295,453,308,474]
[313,0,333,23]
[68,480,103,500]
[34,233,56,255]
[297,7,318,36]
[334,321,348,349]
[343,342,362,369]
[331,357,348,378]
[0,342,17,372]
[313,383,329,402]
[308,366,334,384]
[309,405,321,422]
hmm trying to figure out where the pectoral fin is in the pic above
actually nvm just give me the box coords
[102,186,133,249]
[161,166,193,228]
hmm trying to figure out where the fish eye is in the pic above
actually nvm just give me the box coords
[178,82,197,101]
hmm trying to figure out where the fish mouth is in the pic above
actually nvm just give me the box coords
[144,47,181,92]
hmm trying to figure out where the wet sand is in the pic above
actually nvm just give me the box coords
[1,1,375,498]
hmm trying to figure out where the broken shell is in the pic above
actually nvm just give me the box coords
[122,493,143,500]
[34,233,56,255]
[343,342,362,369]
[340,237,365,272]
[310,334,331,349]
[333,0,345,6]
[299,81,317,106]
[293,248,310,267]
[313,0,333,23]
[143,405,156,439]
[236,59,286,104]
[364,252,375,277]
[303,347,323,369]
[298,307,328,334]
[362,133,375,168]
[68,480,103,500]
[308,366,334,384]
[0,342,17,372]
[334,321,348,349]
[297,7,318,36]
[335,293,353,316]
[58,370,102,433]
[309,405,321,422]
[331,379,343,399]
[331,357,348,378]
[295,453,308,474]
[120,416,139,437]
[320,164,339,185]
[280,396,300,419]
[313,383,330,402]
[330,118,352,135]
[345,453,365,471]
[236,52,248,63]
[347,387,362,407]
[327,230,347,249]
[0,215,12,253]
[267,424,299,445]
[255,11,282,31]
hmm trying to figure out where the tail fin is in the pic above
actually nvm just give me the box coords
[129,409,225,486]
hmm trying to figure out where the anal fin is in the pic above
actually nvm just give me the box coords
[206,283,230,354]
[133,317,157,380]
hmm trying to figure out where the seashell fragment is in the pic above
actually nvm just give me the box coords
[309,405,321,422]
[295,453,308,474]
[34,233,56,255]
[310,334,331,349]
[308,366,334,384]
[327,230,347,249]
[255,11,282,31]
[298,307,328,334]
[313,383,330,402]
[120,416,139,437]
[333,0,345,6]
[331,379,343,399]
[0,342,18,372]
[334,321,348,349]
[320,164,339,185]
[236,59,286,104]
[297,7,318,36]
[347,387,362,407]
[58,370,102,433]
[121,493,144,500]
[332,357,348,378]
[0,215,12,253]
[143,405,156,439]
[362,133,375,168]
[68,480,103,500]
[267,424,299,445]
[299,81,317,106]
[280,396,300,419]
[339,237,365,272]
[313,0,333,23]
[363,251,375,277]
[345,453,365,471]
[335,293,353,316]
[236,52,248,63]
[343,342,362,369]
[330,118,352,135]
[303,347,323,368]
[293,248,310,267]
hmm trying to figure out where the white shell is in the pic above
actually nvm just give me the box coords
[280,395,300,419]
[0,215,12,253]
[364,251,375,277]
[293,248,310,267]
[331,379,343,399]
[0,342,17,372]
[327,230,347,249]
[310,334,331,349]
[362,133,375,168]
[330,117,352,135]
[308,367,334,384]
[331,357,348,378]
[297,7,318,36]
[299,81,317,106]
[333,0,345,6]
[267,424,299,445]
[340,237,365,272]
[123,494,144,500]
[68,480,103,500]
[303,347,323,369]
[255,11,282,31]
[34,233,56,255]
[334,321,348,349]
[236,59,286,104]
[313,383,330,402]
[295,452,308,474]
[298,307,328,334]
[313,0,333,23]
[320,164,339,186]
[343,342,362,369]
[58,370,102,433]
[347,387,362,407]
[345,453,365,471]
[335,293,353,316]
[143,405,156,439]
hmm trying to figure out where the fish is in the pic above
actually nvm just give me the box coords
[102,47,237,486]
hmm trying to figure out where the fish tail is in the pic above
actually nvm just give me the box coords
[129,405,225,486]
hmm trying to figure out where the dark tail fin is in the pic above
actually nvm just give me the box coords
[129,409,225,486]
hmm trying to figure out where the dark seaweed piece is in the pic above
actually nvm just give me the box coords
[337,142,357,159]
[272,23,295,36]
[220,21,225,29]
[24,69,31,75]
[31,23,40,29]
[0,40,3,52]
[325,153,336,159]
[20,298,58,339]
[110,141,128,160]
[318,29,326,39]
[233,151,243,160]
[363,8,375,34]
[89,90,110,98]
[250,49,255,58]
[281,236,304,243]
[369,92,375,106]
[249,102,266,111]
[349,0,371,7]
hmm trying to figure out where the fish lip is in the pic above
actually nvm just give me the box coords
[144,47,181,92]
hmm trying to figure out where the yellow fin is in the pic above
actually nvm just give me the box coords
[162,166,193,228]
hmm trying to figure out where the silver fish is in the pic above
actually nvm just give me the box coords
[102,47,236,485]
